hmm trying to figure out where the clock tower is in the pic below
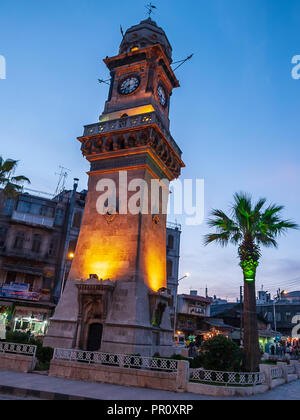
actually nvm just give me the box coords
[44,18,185,356]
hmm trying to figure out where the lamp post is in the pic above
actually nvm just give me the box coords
[60,252,75,298]
[173,273,190,342]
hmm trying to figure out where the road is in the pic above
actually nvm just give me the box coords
[0,371,299,400]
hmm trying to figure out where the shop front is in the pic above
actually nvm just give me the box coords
[13,306,51,339]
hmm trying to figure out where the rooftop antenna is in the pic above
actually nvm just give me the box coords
[145,2,157,18]
[54,165,71,196]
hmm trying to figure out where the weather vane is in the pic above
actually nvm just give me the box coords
[146,2,157,18]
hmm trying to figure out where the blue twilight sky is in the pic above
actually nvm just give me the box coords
[0,0,300,300]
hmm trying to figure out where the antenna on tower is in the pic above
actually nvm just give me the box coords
[145,2,157,18]
[54,166,71,196]
[120,25,125,39]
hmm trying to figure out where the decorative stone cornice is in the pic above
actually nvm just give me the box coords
[78,112,185,180]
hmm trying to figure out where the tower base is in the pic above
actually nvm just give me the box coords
[44,278,175,358]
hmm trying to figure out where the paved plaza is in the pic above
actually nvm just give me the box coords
[0,371,299,400]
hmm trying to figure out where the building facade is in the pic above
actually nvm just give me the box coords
[166,221,181,323]
[257,291,300,337]
[0,185,86,338]
[176,291,211,338]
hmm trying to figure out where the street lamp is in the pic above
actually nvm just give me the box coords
[60,252,75,298]
[173,273,190,341]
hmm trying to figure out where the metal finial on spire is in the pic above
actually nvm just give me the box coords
[145,2,157,18]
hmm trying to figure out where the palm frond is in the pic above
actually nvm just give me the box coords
[254,197,267,214]
[11,175,31,184]
[204,232,231,247]
[0,159,18,175]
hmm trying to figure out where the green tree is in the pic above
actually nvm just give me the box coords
[200,335,243,372]
[204,192,298,372]
[0,157,30,197]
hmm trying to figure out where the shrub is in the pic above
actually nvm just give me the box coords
[199,335,243,372]
[36,346,54,364]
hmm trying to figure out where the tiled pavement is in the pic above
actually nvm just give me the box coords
[0,371,299,400]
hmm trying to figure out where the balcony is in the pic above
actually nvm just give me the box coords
[82,112,183,158]
[12,211,54,228]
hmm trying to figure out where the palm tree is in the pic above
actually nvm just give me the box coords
[0,157,30,197]
[204,192,298,372]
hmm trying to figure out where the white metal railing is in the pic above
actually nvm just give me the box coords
[12,211,54,228]
[53,348,178,372]
[271,366,283,379]
[0,342,37,357]
[191,369,265,386]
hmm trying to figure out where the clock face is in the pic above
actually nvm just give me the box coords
[157,85,167,107]
[119,76,140,95]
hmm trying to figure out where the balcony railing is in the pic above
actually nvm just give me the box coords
[83,112,182,158]
[12,211,54,228]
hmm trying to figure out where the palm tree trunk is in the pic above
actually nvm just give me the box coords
[243,278,260,372]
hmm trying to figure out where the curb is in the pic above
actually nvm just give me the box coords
[0,385,97,400]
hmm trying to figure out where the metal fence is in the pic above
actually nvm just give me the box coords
[0,342,37,357]
[53,348,178,372]
[191,369,265,386]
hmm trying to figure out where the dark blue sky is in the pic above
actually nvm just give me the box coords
[1,0,299,299]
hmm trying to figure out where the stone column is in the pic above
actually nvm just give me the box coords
[259,364,272,389]
[176,360,189,392]
[277,362,288,383]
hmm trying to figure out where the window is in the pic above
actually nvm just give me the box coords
[54,208,65,226]
[16,197,55,218]
[3,198,15,216]
[72,211,82,229]
[48,240,57,256]
[167,235,174,250]
[13,231,25,250]
[0,227,7,248]
[24,274,35,291]
[167,260,173,278]
[5,271,17,284]
[32,234,42,253]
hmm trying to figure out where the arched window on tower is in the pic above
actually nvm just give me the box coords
[167,260,173,278]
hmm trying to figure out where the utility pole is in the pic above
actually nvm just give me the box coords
[54,178,79,300]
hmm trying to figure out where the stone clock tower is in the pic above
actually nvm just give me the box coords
[44,18,185,356]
